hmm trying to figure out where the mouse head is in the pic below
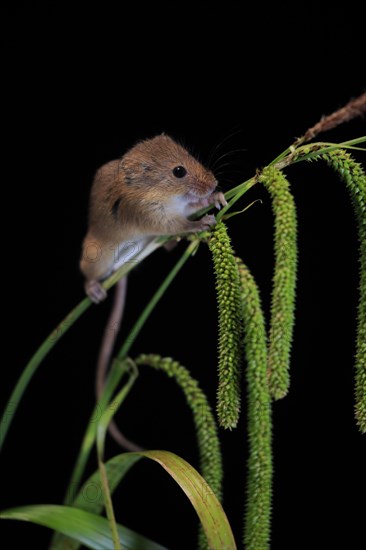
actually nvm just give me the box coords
[120,134,218,199]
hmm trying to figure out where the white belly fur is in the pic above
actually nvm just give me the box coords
[165,195,194,217]
[111,237,150,272]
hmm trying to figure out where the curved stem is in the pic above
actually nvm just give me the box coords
[0,298,90,450]
[0,241,160,451]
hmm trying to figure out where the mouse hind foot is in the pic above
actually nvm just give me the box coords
[85,280,107,303]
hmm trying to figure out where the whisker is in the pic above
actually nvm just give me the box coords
[215,167,246,175]
[213,160,247,172]
[207,127,244,166]
[215,170,247,183]
[211,148,248,171]
[208,127,243,166]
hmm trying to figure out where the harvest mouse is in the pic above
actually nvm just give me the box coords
[80,134,226,450]
[80,134,226,302]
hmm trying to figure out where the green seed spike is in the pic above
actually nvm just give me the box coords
[134,354,223,550]
[260,166,298,399]
[321,150,366,433]
[208,221,243,429]
[236,258,272,550]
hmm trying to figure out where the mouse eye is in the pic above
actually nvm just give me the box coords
[173,166,187,178]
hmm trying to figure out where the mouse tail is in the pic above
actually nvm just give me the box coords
[95,276,144,452]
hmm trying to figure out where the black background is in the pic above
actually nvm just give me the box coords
[1,4,365,549]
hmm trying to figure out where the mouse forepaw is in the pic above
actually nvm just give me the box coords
[85,280,107,303]
[210,191,227,210]
[198,214,217,229]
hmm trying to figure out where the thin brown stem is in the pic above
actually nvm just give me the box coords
[294,91,366,147]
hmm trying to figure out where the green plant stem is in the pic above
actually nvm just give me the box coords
[274,138,366,170]
[269,137,366,169]
[0,241,160,452]
[0,298,89,451]
[94,360,138,550]
[218,178,256,218]
[97,460,121,550]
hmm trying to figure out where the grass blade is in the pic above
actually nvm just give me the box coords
[140,451,236,549]
[0,505,168,550]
